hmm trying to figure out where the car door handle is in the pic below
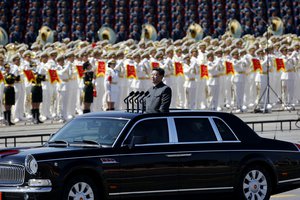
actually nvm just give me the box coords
[166,153,192,158]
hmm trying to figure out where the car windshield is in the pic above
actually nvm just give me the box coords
[48,117,129,146]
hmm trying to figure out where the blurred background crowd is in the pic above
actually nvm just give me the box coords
[2,0,300,45]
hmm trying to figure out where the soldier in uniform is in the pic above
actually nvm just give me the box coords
[173,46,185,108]
[0,54,5,119]
[3,63,15,126]
[104,59,120,110]
[31,62,45,124]
[82,61,95,113]
[183,54,196,109]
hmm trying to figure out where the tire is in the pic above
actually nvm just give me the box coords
[236,165,272,200]
[63,175,100,200]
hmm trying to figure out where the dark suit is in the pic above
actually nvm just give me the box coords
[145,82,172,113]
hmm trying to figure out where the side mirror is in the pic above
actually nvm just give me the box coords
[128,136,147,149]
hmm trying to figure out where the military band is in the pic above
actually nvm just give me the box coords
[0,33,300,126]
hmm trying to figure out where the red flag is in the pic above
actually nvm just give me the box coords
[23,70,36,82]
[0,71,4,83]
[151,62,159,69]
[275,58,285,72]
[200,64,209,79]
[96,61,106,77]
[48,69,60,84]
[252,59,262,73]
[76,65,84,78]
[126,64,137,79]
[225,61,235,75]
[174,62,184,76]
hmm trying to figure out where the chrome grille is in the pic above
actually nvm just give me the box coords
[0,164,25,186]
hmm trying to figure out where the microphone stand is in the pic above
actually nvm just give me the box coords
[124,91,134,112]
[249,8,284,113]
[140,91,149,113]
[134,91,144,113]
[129,91,140,113]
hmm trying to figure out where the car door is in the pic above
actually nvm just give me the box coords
[173,117,233,191]
[115,117,179,196]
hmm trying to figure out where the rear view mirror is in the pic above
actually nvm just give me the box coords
[128,136,147,149]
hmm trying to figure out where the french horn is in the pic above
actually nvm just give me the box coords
[227,19,242,38]
[36,26,54,45]
[268,17,284,36]
[98,26,117,44]
[141,24,157,42]
[0,27,8,46]
[187,23,203,41]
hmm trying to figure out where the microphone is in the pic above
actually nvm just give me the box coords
[130,91,140,112]
[124,91,135,112]
[140,91,149,113]
[134,91,145,113]
[123,91,135,103]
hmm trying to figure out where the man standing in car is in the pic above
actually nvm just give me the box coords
[145,68,172,113]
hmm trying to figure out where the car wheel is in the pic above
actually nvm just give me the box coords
[236,165,272,200]
[63,175,100,200]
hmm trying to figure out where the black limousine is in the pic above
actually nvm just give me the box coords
[0,111,300,200]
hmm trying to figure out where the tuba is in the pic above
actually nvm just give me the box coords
[227,19,242,38]
[187,23,203,41]
[98,26,117,44]
[36,26,54,46]
[141,24,157,42]
[268,17,284,36]
[0,27,8,46]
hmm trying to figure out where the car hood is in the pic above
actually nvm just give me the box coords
[0,146,113,164]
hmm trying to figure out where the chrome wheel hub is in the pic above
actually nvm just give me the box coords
[68,182,94,200]
[243,170,267,200]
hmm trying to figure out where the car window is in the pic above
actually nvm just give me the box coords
[174,118,217,142]
[213,118,238,141]
[125,119,169,145]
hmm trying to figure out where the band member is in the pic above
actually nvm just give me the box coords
[31,62,45,124]
[3,63,16,126]
[104,59,120,110]
[82,61,95,113]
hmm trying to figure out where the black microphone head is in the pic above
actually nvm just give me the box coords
[133,91,140,96]
[144,91,149,96]
[129,91,135,96]
[139,91,145,96]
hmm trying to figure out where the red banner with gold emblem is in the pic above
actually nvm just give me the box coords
[23,70,36,83]
[225,61,235,75]
[275,58,285,72]
[200,64,209,79]
[126,64,137,79]
[174,62,184,76]
[76,65,84,78]
[151,62,159,69]
[252,59,262,73]
[96,61,106,77]
[48,69,60,84]
[0,70,4,83]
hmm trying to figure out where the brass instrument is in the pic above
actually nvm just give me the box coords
[0,27,8,46]
[36,26,54,46]
[268,17,284,36]
[227,19,242,38]
[97,26,117,44]
[187,23,203,41]
[141,24,157,42]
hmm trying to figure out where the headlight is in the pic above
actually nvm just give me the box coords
[25,154,38,174]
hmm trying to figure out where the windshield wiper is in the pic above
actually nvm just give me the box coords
[46,140,69,147]
[73,140,102,148]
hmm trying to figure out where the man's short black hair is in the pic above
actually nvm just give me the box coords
[153,68,165,77]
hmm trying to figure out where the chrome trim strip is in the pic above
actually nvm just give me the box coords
[279,177,300,184]
[37,149,299,163]
[209,117,222,141]
[166,153,192,158]
[0,186,52,193]
[168,118,178,143]
[109,186,233,196]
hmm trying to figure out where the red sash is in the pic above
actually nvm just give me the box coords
[126,64,137,79]
[151,62,159,69]
[275,58,285,72]
[225,61,235,75]
[23,70,36,83]
[174,62,184,76]
[0,71,4,83]
[252,59,262,73]
[96,61,106,77]
[76,65,84,78]
[48,69,60,84]
[200,64,209,79]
